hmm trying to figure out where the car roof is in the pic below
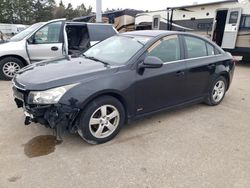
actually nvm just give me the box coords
[121,30,180,37]
[121,30,215,43]
[65,21,113,26]
[120,30,223,51]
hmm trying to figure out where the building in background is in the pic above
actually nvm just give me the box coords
[135,0,250,62]
[73,9,143,32]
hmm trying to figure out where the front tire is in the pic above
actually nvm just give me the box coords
[0,57,24,80]
[205,76,227,106]
[78,96,125,144]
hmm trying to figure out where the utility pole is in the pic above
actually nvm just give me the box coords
[96,0,102,23]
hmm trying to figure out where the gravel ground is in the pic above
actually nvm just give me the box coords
[0,63,250,188]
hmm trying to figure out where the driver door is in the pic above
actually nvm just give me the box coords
[27,21,64,62]
[135,35,187,114]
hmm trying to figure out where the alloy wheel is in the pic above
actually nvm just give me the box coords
[89,105,120,139]
[212,80,225,103]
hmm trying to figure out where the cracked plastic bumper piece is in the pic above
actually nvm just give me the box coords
[14,98,80,140]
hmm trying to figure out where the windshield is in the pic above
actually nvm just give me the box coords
[10,22,44,42]
[84,35,152,65]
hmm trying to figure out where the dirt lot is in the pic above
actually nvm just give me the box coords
[0,63,250,188]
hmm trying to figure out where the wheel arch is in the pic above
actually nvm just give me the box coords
[219,72,230,90]
[0,55,29,66]
[81,90,129,122]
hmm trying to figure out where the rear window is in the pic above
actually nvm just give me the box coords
[184,36,207,58]
[184,36,221,58]
[87,24,117,41]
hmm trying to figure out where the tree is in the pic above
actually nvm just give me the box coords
[33,0,56,23]
[0,0,92,24]
[54,0,66,19]
[17,0,34,24]
[74,3,92,17]
[0,0,5,22]
[33,0,44,22]
[65,3,76,20]
[42,0,57,21]
[105,8,122,13]
[2,0,17,23]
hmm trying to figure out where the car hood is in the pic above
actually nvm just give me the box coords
[0,40,25,54]
[13,56,119,91]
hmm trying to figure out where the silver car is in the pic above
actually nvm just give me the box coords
[0,19,118,80]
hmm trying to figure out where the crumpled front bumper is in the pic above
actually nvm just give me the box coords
[14,96,80,140]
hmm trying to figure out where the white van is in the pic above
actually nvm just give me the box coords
[0,19,118,80]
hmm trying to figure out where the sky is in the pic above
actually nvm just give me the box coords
[56,0,216,11]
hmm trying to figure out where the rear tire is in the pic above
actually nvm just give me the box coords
[205,76,227,106]
[0,57,24,80]
[77,96,125,144]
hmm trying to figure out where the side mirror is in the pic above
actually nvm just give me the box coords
[139,56,163,69]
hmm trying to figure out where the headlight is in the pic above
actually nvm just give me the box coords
[28,83,78,104]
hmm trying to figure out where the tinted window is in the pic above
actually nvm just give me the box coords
[147,35,180,62]
[184,36,207,58]
[33,22,62,44]
[206,42,215,55]
[244,16,250,28]
[229,11,239,24]
[153,17,159,29]
[87,24,117,41]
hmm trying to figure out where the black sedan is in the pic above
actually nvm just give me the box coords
[12,31,235,144]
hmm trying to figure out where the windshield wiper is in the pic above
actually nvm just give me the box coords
[84,55,110,66]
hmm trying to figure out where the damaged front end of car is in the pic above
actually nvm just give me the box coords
[12,83,81,141]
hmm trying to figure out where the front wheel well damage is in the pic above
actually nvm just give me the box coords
[80,92,128,122]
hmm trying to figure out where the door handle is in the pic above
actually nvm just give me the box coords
[207,64,216,69]
[175,71,185,77]
[51,46,59,51]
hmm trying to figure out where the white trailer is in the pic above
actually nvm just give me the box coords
[135,0,250,61]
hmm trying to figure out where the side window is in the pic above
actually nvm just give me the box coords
[147,35,180,62]
[33,22,62,44]
[184,36,207,58]
[244,16,250,28]
[88,25,117,41]
[206,42,215,55]
[152,16,160,30]
[229,11,239,24]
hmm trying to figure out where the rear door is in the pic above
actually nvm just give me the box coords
[182,35,219,100]
[27,21,64,62]
[221,8,242,49]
